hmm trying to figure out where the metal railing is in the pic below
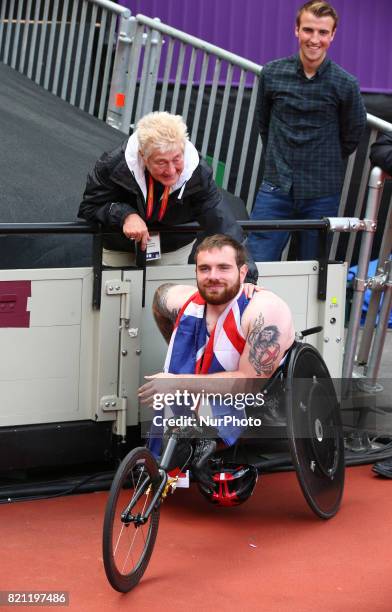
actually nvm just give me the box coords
[0,0,130,120]
[1,1,391,381]
[331,113,392,269]
[104,13,392,228]
[105,13,263,211]
[2,1,392,221]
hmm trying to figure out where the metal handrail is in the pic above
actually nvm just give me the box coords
[366,113,392,133]
[89,0,130,16]
[135,14,262,74]
[0,220,330,234]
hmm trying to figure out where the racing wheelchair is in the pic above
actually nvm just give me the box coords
[102,332,345,592]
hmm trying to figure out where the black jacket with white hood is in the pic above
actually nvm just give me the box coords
[79,134,257,281]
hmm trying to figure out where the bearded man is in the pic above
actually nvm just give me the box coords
[139,234,295,475]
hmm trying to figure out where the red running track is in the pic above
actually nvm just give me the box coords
[1,465,391,612]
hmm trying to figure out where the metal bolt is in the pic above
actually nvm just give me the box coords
[136,349,142,355]
[336,337,341,343]
[313,265,318,271]
[111,401,117,407]
[324,337,329,343]
[109,286,113,291]
[115,285,120,290]
[121,349,128,356]
[104,401,110,407]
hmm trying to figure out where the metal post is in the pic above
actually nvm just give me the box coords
[134,27,154,123]
[141,21,162,117]
[342,167,385,378]
[317,227,329,300]
[357,193,392,364]
[344,133,378,269]
[120,20,144,133]
[92,232,103,310]
[106,11,134,131]
[365,260,392,383]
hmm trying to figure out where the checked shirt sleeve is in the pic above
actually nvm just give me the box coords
[257,69,272,147]
[338,78,367,158]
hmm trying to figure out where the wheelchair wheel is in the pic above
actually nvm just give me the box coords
[284,343,345,519]
[102,447,161,592]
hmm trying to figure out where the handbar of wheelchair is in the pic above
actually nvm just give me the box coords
[300,326,323,337]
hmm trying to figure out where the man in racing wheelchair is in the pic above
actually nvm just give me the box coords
[103,234,345,593]
[138,233,295,495]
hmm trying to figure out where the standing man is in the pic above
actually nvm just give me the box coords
[248,0,367,262]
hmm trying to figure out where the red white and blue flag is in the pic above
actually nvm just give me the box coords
[164,288,248,376]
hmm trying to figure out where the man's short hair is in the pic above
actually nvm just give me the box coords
[136,111,189,159]
[296,1,338,31]
[195,234,248,268]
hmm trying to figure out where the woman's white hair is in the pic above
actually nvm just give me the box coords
[136,111,189,159]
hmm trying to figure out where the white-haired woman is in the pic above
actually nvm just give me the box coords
[78,111,257,282]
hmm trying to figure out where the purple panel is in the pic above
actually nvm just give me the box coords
[119,0,392,92]
[0,281,31,328]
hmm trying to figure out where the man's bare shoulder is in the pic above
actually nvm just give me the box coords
[242,288,294,342]
[153,283,196,319]
[243,289,292,320]
[152,283,196,344]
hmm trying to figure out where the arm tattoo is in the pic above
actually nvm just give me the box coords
[247,314,281,375]
[152,283,179,344]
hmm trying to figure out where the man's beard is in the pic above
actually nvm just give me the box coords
[197,277,241,305]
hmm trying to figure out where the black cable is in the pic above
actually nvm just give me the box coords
[0,470,115,504]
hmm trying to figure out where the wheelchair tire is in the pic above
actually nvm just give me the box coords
[284,343,345,519]
[102,447,161,592]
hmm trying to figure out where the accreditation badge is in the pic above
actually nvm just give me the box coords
[146,232,161,260]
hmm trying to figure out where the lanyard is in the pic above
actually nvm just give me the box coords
[146,175,170,221]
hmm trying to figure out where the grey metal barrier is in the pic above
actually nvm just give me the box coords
[2,2,392,228]
[105,14,392,232]
[105,13,263,212]
[341,167,392,383]
[0,0,130,120]
[330,113,392,269]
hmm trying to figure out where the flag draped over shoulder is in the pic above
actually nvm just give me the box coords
[161,288,249,446]
[164,288,248,376]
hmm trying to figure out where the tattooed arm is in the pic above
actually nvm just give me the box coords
[152,283,178,344]
[245,314,282,376]
[238,292,295,378]
[152,283,195,344]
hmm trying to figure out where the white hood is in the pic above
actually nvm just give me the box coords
[124,132,200,201]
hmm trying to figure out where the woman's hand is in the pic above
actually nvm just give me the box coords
[122,213,150,250]
[243,283,262,299]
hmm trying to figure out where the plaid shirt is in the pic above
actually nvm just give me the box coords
[258,54,367,199]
